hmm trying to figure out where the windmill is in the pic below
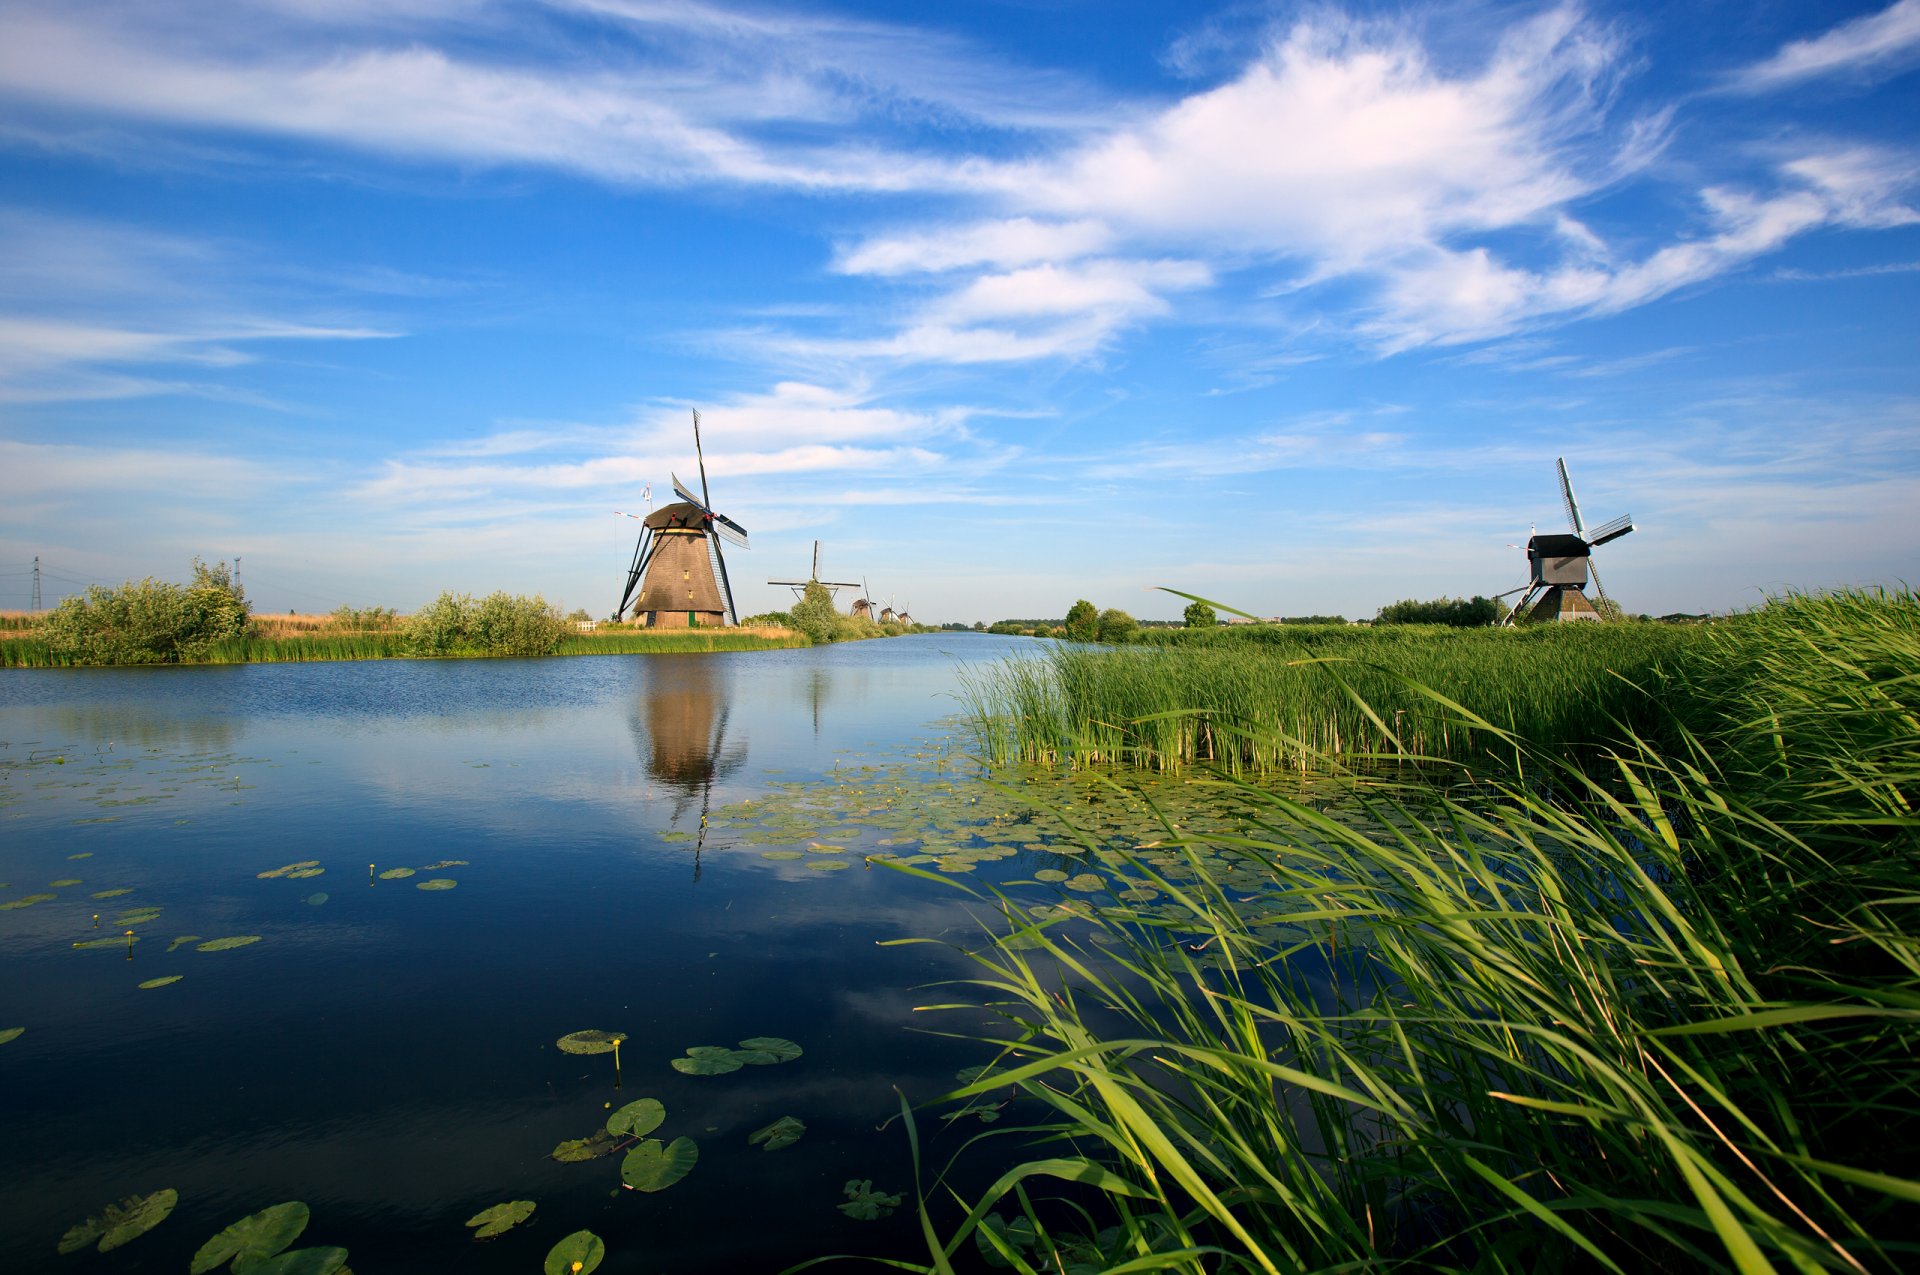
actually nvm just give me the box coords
[1500,457,1634,623]
[878,593,898,625]
[850,577,875,622]
[615,411,750,627]
[768,541,861,603]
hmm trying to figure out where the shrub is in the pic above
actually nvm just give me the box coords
[403,591,567,657]
[329,604,399,631]
[788,581,838,645]
[1063,599,1098,642]
[1095,607,1138,643]
[1375,594,1504,626]
[1183,599,1217,628]
[39,558,251,664]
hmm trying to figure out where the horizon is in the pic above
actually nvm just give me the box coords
[4,1,1917,626]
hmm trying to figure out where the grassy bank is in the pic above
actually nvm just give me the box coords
[0,625,806,666]
[961,620,1705,773]
[895,589,1918,1273]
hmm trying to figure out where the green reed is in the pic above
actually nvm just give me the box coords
[962,622,1702,774]
[557,630,808,655]
[878,589,1916,1274]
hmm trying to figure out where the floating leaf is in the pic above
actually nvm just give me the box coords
[1033,869,1069,883]
[806,859,850,872]
[606,1098,665,1138]
[0,1027,22,1045]
[197,936,262,952]
[68,852,93,860]
[555,1030,625,1056]
[114,907,162,926]
[239,1246,348,1275]
[464,1200,535,1240]
[671,1046,742,1075]
[91,887,134,898]
[189,1200,309,1273]
[50,878,83,887]
[620,1137,698,1192]
[59,1188,178,1254]
[1063,874,1106,893]
[0,893,56,910]
[377,868,415,880]
[738,1036,803,1063]
[544,1230,605,1275]
[837,1179,901,1221]
[257,861,320,880]
[421,859,469,870]
[759,851,804,861]
[806,843,847,854]
[748,1116,805,1150]
[305,893,328,906]
[286,868,325,880]
[417,878,457,891]
[167,935,204,953]
[550,1130,620,1163]
[73,935,135,950]
[138,976,182,990]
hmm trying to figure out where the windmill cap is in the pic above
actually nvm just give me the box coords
[1530,532,1589,556]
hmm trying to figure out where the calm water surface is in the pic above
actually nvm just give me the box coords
[0,636,1045,1273]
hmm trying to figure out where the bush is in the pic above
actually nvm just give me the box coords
[741,610,794,627]
[1183,599,1216,628]
[330,604,399,631]
[788,581,837,645]
[1064,600,1098,642]
[1095,607,1138,643]
[403,591,567,657]
[39,558,251,665]
[1375,595,1504,626]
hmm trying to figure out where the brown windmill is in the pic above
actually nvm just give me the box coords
[616,411,750,627]
[1500,458,1634,623]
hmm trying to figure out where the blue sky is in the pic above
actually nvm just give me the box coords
[2,0,1916,623]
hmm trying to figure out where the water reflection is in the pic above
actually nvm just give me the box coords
[629,656,748,878]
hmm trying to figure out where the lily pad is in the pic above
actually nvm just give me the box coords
[286,868,325,880]
[1063,873,1106,893]
[738,1036,803,1063]
[239,1246,348,1275]
[556,1030,626,1056]
[138,976,183,990]
[551,1130,621,1163]
[671,1046,742,1075]
[544,1230,605,1275]
[417,878,457,890]
[748,1116,805,1150]
[167,935,204,953]
[1033,869,1070,883]
[465,1200,535,1240]
[305,893,328,906]
[759,850,804,861]
[189,1200,309,1273]
[0,893,56,910]
[0,1027,22,1045]
[73,935,136,950]
[806,858,850,872]
[606,1098,665,1138]
[257,861,320,879]
[838,1179,902,1221]
[197,936,262,952]
[377,867,415,880]
[58,1188,178,1254]
[91,887,135,898]
[114,907,162,926]
[620,1136,698,1192]
[68,852,93,859]
[50,878,83,887]
[421,859,469,870]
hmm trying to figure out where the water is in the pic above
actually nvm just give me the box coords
[0,636,1046,1273]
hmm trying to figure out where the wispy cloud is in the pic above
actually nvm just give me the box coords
[1729,0,1920,93]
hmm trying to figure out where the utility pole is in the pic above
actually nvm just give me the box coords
[31,555,41,611]
[234,556,242,591]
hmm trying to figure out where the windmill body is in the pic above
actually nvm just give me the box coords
[616,412,750,627]
[1501,459,1634,624]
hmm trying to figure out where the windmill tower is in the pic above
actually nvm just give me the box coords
[768,541,861,604]
[615,411,751,627]
[878,594,898,625]
[850,577,874,622]
[1501,457,1634,623]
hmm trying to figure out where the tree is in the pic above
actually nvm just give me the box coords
[1183,599,1217,628]
[1096,607,1138,643]
[1064,599,1098,642]
[1375,595,1503,627]
[40,557,252,665]
[789,581,837,645]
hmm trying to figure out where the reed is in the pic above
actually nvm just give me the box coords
[887,589,1918,1274]
[961,622,1703,774]
[558,628,807,655]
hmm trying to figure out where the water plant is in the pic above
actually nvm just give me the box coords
[464,1200,535,1240]
[838,1180,902,1221]
[57,1188,177,1254]
[749,1116,806,1150]
[620,1136,698,1192]
[544,1230,605,1275]
[190,1201,310,1272]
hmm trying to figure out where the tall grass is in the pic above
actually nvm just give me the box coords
[558,628,807,655]
[886,589,1916,1273]
[961,622,1704,773]
[0,626,806,665]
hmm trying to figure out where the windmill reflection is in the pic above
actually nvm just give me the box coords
[630,657,747,881]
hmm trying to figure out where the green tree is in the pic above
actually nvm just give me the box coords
[1096,607,1138,643]
[1183,599,1217,628]
[789,581,837,645]
[39,558,252,665]
[1064,599,1098,642]
[403,591,567,656]
[1375,595,1503,627]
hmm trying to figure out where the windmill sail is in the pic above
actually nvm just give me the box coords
[616,410,750,627]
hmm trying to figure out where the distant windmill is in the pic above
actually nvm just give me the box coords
[1500,457,1634,623]
[768,540,861,603]
[615,411,750,627]
[850,576,875,622]
[878,594,898,625]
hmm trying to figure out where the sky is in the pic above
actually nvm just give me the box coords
[2,0,1917,624]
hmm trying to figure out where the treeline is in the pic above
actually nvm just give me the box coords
[1374,594,1507,626]
[743,582,918,645]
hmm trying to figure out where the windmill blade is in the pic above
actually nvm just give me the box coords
[671,472,707,511]
[617,526,656,618]
[1588,560,1616,620]
[692,409,714,511]
[1556,457,1587,537]
[709,510,750,548]
[1587,513,1634,547]
[710,535,739,626]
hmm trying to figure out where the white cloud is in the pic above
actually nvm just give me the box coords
[1731,0,1920,93]
[836,218,1113,277]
